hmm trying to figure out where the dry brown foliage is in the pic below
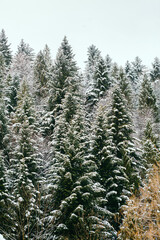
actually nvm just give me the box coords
[118,164,160,240]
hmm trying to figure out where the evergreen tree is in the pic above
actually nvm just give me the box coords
[139,75,158,121]
[104,88,140,229]
[150,57,160,81]
[0,29,12,67]
[48,36,78,113]
[118,68,132,104]
[84,45,101,111]
[131,56,144,80]
[111,62,119,80]
[44,85,115,239]
[10,152,39,240]
[0,53,6,98]
[43,37,79,136]
[0,105,8,151]
[5,75,20,114]
[11,40,34,86]
[105,54,112,74]
[17,39,34,60]
[7,81,43,239]
[86,56,111,111]
[142,121,160,174]
[0,156,11,237]
[34,45,52,98]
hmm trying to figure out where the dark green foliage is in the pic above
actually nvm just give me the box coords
[139,75,158,121]
[0,29,12,66]
[0,156,11,236]
[150,57,160,81]
[118,68,132,104]
[34,45,52,98]
[0,32,159,239]
[5,75,20,114]
[142,121,160,171]
[48,36,78,112]
[42,37,79,137]
[0,105,8,150]
[104,88,141,223]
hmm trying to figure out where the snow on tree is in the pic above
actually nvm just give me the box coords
[4,75,20,114]
[6,81,43,239]
[141,121,160,177]
[17,39,34,60]
[10,40,34,88]
[150,57,160,82]
[0,156,11,237]
[43,85,115,239]
[34,44,52,99]
[118,67,132,105]
[0,29,12,67]
[42,36,79,137]
[86,56,111,112]
[104,87,141,229]
[131,56,144,81]
[0,235,6,240]
[139,74,159,122]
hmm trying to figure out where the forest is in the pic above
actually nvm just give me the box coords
[0,29,160,240]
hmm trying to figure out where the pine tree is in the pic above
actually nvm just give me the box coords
[0,29,12,67]
[150,57,160,81]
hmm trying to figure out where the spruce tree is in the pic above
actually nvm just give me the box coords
[150,57,160,81]
[0,156,11,237]
[44,88,114,239]
[104,88,140,229]
[34,45,52,98]
[42,37,78,136]
[86,56,111,110]
[48,36,78,114]
[17,39,34,60]
[5,75,20,114]
[142,121,160,174]
[11,40,34,86]
[0,29,12,67]
[118,68,132,104]
[139,75,158,121]
[7,81,42,239]
[131,56,144,81]
[84,45,101,112]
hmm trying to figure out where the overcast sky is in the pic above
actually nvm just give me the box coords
[1,0,160,69]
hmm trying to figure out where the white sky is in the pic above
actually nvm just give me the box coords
[0,0,160,69]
